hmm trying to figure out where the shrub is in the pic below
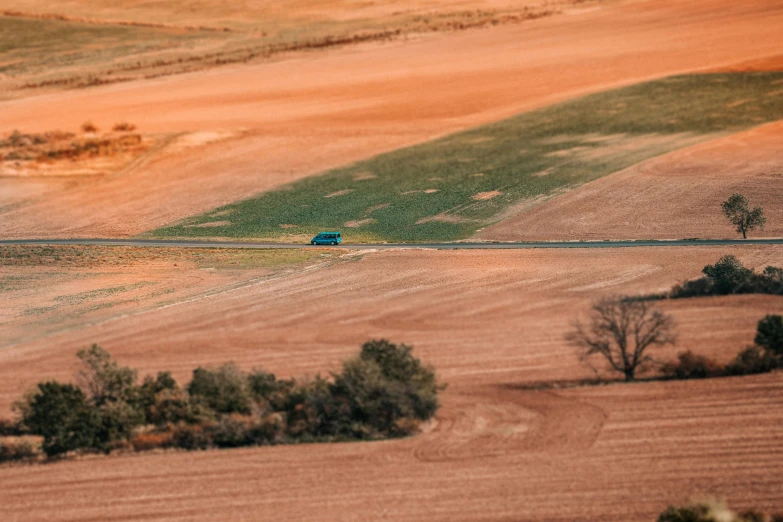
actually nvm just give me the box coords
[658,500,783,522]
[188,364,252,414]
[112,122,136,132]
[754,314,783,356]
[661,351,722,380]
[81,121,98,133]
[328,340,442,438]
[209,414,254,448]
[170,423,214,450]
[0,438,39,463]
[18,381,102,457]
[76,344,138,406]
[94,400,145,452]
[725,346,780,376]
[247,370,294,411]
[0,418,22,436]
[130,431,174,452]
[146,388,213,428]
[671,256,783,298]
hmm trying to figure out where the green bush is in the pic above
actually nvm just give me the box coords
[76,344,138,406]
[671,256,783,298]
[187,364,251,414]
[146,388,213,428]
[18,381,101,457]
[13,340,442,460]
[725,346,780,376]
[661,351,722,380]
[170,423,214,450]
[755,314,783,356]
[658,501,783,522]
[247,370,294,411]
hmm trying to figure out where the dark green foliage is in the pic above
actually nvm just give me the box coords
[154,71,783,242]
[702,255,754,295]
[187,363,252,414]
[19,381,101,457]
[722,193,766,238]
[658,502,783,522]
[661,351,721,380]
[76,344,138,406]
[146,389,213,428]
[247,370,294,411]
[671,256,783,298]
[658,503,712,522]
[724,346,780,376]
[170,423,213,450]
[15,340,442,460]
[755,314,783,356]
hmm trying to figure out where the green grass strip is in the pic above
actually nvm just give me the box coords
[152,72,783,242]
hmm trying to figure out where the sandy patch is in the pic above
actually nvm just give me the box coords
[344,218,376,228]
[279,223,298,229]
[183,220,230,228]
[352,171,377,181]
[325,189,355,198]
[365,203,390,214]
[472,190,502,201]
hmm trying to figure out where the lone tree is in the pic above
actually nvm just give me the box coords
[755,314,783,357]
[722,193,766,238]
[566,297,677,381]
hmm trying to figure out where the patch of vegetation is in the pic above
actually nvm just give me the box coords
[6,340,443,460]
[0,16,210,79]
[153,72,783,242]
[670,255,783,298]
[0,245,332,268]
[658,499,783,522]
[662,315,782,379]
[0,127,146,163]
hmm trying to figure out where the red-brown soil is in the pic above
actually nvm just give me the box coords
[2,0,783,238]
[479,120,783,241]
[1,246,782,521]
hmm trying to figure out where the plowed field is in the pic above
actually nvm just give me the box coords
[1,246,782,521]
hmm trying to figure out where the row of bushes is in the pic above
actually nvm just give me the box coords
[670,255,782,298]
[4,339,443,461]
[659,500,782,522]
[662,314,782,380]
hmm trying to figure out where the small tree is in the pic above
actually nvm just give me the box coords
[76,344,138,406]
[755,314,783,356]
[722,193,766,239]
[567,297,677,381]
[17,381,100,457]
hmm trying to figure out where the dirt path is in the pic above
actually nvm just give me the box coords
[3,0,783,238]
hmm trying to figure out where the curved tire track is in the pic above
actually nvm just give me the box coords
[413,387,607,462]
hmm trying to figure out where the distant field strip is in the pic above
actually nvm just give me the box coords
[153,72,783,242]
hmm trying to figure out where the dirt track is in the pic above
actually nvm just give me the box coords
[1,246,782,521]
[479,120,783,241]
[3,0,783,238]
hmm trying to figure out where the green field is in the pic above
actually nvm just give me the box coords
[0,16,211,78]
[152,72,783,242]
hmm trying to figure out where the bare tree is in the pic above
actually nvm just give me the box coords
[722,193,766,239]
[566,297,677,381]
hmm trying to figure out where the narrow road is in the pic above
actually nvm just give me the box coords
[2,238,782,249]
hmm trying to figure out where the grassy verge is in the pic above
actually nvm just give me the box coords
[0,244,333,269]
[152,72,783,242]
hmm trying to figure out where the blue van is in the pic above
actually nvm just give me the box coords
[310,231,342,245]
